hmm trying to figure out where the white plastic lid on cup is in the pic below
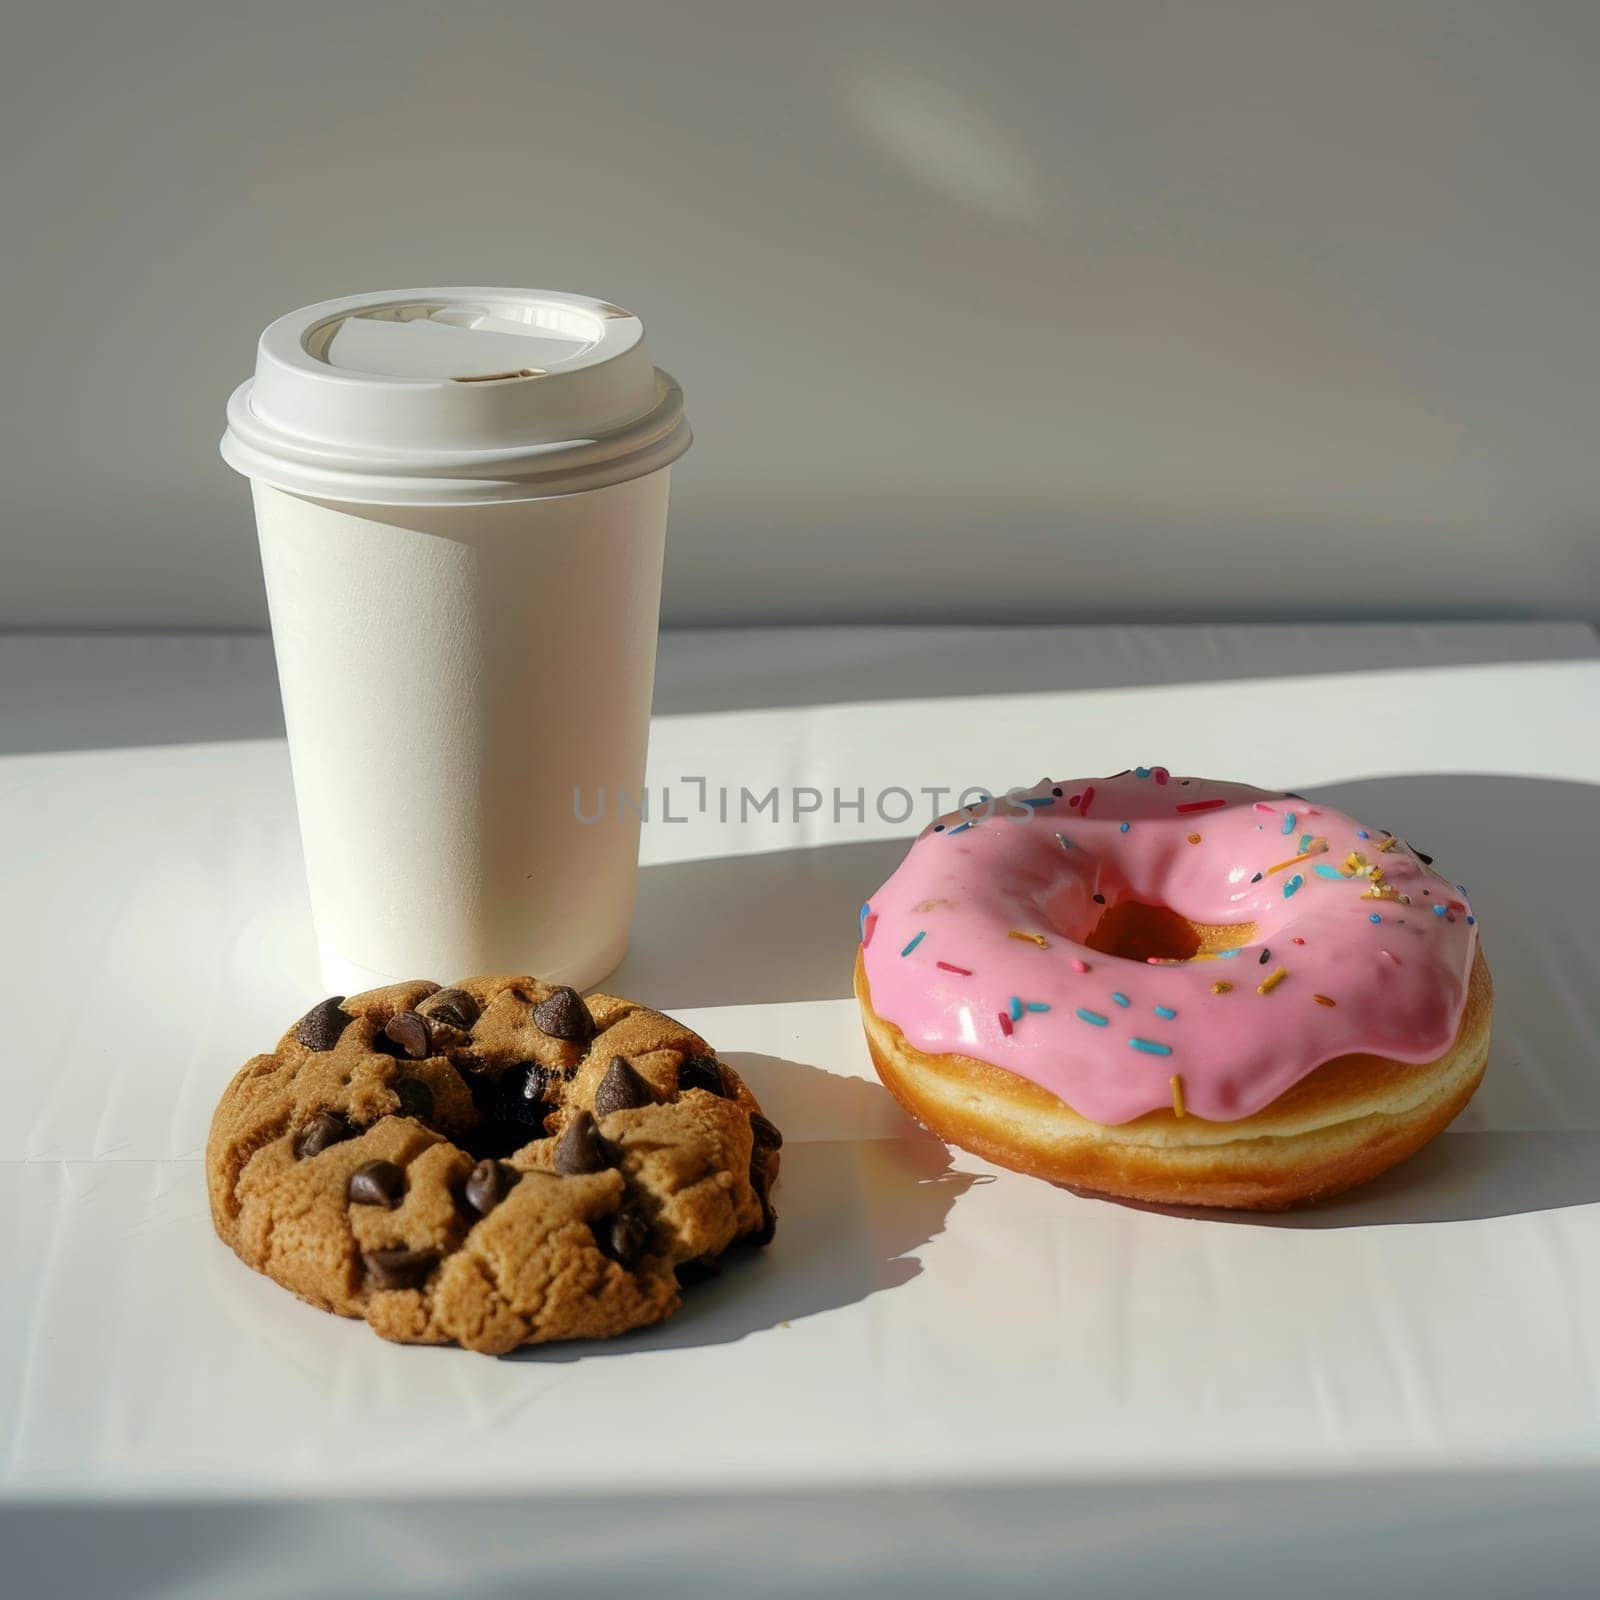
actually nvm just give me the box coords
[221,287,691,504]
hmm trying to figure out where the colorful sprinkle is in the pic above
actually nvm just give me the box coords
[859,902,871,930]
[1466,915,1476,925]
[1119,821,1131,833]
[1187,833,1202,845]
[998,1010,1013,1037]
[1070,958,1089,973]
[1152,768,1170,785]
[1368,913,1382,924]
[946,821,973,835]
[1313,863,1346,880]
[1075,1007,1109,1027]
[1055,833,1072,850]
[1026,1001,1051,1013]
[1130,1037,1172,1056]
[1282,874,1304,899]
[1253,802,1276,814]
[1377,835,1399,852]
[1169,1074,1186,1116]
[1292,936,1305,945]
[1268,843,1327,874]
[1281,812,1297,835]
[1134,766,1151,778]
[1312,994,1336,1007]
[1154,1004,1177,1019]
[1079,786,1097,816]
[1008,929,1049,947]
[1211,980,1233,994]
[1431,904,1447,917]
[1176,798,1226,813]
[862,913,878,948]
[1216,948,1241,960]
[901,931,926,956]
[1017,795,1057,808]
[1111,991,1131,1008]
[1257,966,1288,995]
[935,960,972,975]
[1356,829,1369,839]
[1009,995,1023,1021]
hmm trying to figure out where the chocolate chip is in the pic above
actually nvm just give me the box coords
[1259,947,1272,964]
[749,1112,783,1150]
[362,1246,437,1291]
[1250,872,1263,883]
[554,1109,611,1175]
[532,986,595,1044]
[383,1011,432,1060]
[594,1207,650,1269]
[292,1111,352,1160]
[752,1195,778,1247]
[678,1055,727,1098]
[1092,893,1106,905]
[674,1257,722,1287]
[458,1120,535,1162]
[507,1060,562,1119]
[516,1061,559,1101]
[464,1158,520,1216]
[347,1159,406,1208]
[1413,847,1435,864]
[594,1056,655,1117]
[422,986,480,1029]
[392,1077,435,1121]
[293,996,351,1052]
[466,1061,557,1142]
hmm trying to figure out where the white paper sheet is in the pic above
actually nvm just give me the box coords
[4,623,1599,1595]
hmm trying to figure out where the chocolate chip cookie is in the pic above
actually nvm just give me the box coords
[206,978,781,1355]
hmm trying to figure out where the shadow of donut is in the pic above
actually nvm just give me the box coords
[507,1055,971,1360]
[1093,771,1600,1227]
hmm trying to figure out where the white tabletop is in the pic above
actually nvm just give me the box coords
[4,622,1600,1597]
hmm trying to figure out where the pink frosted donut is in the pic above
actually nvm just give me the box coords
[855,771,1492,1209]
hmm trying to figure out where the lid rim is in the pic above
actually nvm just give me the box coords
[226,372,686,472]
[221,387,691,506]
[224,286,687,503]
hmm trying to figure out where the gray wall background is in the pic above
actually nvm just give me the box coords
[2,0,1596,629]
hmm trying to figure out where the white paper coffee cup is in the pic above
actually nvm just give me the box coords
[222,288,691,993]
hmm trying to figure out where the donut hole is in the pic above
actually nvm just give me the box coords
[1084,902,1199,963]
[1085,901,1257,964]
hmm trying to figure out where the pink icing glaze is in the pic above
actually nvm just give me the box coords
[858,772,1479,1124]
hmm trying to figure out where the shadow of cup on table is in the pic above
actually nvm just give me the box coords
[508,1055,974,1361]
[612,836,908,1008]
[622,772,1600,1229]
